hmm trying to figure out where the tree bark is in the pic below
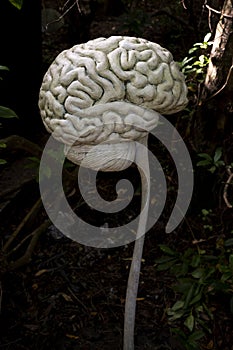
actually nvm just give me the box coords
[191,0,233,153]
[204,0,233,94]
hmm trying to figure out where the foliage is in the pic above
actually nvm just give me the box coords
[0,65,19,165]
[0,0,23,165]
[197,147,225,174]
[0,65,18,120]
[0,65,9,77]
[8,0,23,10]
[171,328,205,350]
[0,107,18,164]
[179,33,212,80]
[179,33,212,103]
[0,1,22,163]
[26,153,76,183]
[0,146,7,164]
[0,105,18,119]
[155,230,233,349]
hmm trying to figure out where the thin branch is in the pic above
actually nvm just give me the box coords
[205,3,233,19]
[9,220,51,271]
[0,135,42,158]
[181,0,188,10]
[60,0,73,12]
[207,2,213,32]
[43,0,84,32]
[3,198,42,252]
[43,2,76,31]
[223,167,233,208]
[0,134,76,195]
[5,229,39,258]
[75,0,82,14]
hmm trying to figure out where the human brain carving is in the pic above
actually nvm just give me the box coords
[39,36,188,171]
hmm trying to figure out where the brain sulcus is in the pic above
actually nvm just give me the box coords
[39,36,188,171]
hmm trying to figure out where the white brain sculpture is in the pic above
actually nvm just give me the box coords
[39,36,188,171]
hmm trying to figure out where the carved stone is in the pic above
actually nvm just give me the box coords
[39,36,188,171]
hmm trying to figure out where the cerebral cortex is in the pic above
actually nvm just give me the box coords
[39,36,188,147]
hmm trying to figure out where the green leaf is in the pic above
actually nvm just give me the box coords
[201,209,209,216]
[0,65,9,71]
[218,264,228,273]
[190,290,203,305]
[168,310,184,321]
[8,0,23,10]
[196,68,204,74]
[221,272,232,282]
[27,156,40,164]
[200,43,208,49]
[193,42,203,47]
[171,300,185,311]
[203,302,214,321]
[0,159,7,165]
[204,32,212,43]
[188,47,198,54]
[205,267,215,279]
[173,278,193,294]
[181,56,195,66]
[208,165,216,173]
[199,55,205,64]
[184,284,196,309]
[0,106,18,119]
[196,305,204,313]
[216,160,225,167]
[193,60,201,66]
[184,248,195,259]
[229,254,233,268]
[0,143,6,148]
[214,147,222,162]
[180,262,189,276]
[191,268,204,279]
[156,259,177,271]
[225,238,233,247]
[188,330,205,342]
[198,153,212,161]
[158,244,177,256]
[154,256,175,264]
[191,254,201,268]
[184,314,194,332]
[196,159,211,167]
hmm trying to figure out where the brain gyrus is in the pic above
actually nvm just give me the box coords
[39,36,188,146]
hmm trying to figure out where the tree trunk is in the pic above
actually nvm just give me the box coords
[204,0,233,94]
[191,0,233,154]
